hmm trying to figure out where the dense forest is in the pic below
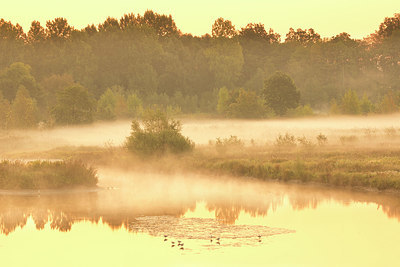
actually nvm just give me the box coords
[0,11,399,128]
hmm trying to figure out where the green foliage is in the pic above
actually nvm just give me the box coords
[53,84,95,125]
[40,73,74,113]
[125,109,194,156]
[0,160,97,189]
[329,99,341,115]
[0,91,10,129]
[97,88,116,120]
[378,90,398,114]
[212,18,237,38]
[127,93,143,118]
[215,135,244,154]
[0,62,41,101]
[8,86,39,129]
[205,39,244,88]
[340,89,360,115]
[217,88,274,118]
[1,12,400,124]
[195,148,400,192]
[286,105,314,117]
[228,89,271,118]
[216,87,231,115]
[360,94,375,115]
[263,72,300,116]
[275,133,297,147]
[113,88,129,118]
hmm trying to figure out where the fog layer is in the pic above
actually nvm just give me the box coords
[2,114,400,155]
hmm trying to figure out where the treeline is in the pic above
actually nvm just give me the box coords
[0,11,400,128]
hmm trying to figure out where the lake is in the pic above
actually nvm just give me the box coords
[0,167,399,267]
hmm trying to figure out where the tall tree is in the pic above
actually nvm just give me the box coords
[137,10,178,36]
[263,72,300,116]
[239,23,280,43]
[376,13,400,39]
[53,84,95,125]
[8,86,39,128]
[0,62,41,101]
[285,28,321,45]
[0,91,10,129]
[97,88,116,120]
[27,21,46,43]
[228,89,268,118]
[212,18,237,38]
[340,89,360,114]
[119,13,138,30]
[204,39,244,88]
[98,17,120,32]
[0,19,25,40]
[46,17,72,40]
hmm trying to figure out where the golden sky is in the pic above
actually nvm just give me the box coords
[1,0,399,39]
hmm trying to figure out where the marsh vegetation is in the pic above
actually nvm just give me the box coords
[3,116,400,193]
[0,160,97,189]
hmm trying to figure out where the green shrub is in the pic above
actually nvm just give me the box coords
[215,135,244,154]
[316,133,328,146]
[297,136,314,148]
[275,133,297,147]
[125,108,194,156]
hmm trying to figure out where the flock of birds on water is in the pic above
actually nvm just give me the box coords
[163,234,263,251]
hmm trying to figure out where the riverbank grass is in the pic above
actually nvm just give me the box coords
[0,160,98,190]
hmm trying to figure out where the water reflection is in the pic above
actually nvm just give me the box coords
[1,172,400,236]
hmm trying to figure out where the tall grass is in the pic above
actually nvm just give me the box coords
[0,160,98,189]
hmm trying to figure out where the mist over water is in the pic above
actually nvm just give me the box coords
[2,114,400,155]
[1,167,400,267]
[1,116,400,266]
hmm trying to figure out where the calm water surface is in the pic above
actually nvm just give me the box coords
[0,168,399,267]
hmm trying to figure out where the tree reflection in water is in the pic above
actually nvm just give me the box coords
[0,182,400,235]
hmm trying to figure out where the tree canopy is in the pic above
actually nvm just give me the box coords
[263,72,300,116]
[52,84,95,125]
[0,11,399,127]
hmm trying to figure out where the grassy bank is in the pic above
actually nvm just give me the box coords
[5,140,400,193]
[189,146,400,192]
[0,160,98,190]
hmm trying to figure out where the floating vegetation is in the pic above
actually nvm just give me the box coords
[129,216,294,248]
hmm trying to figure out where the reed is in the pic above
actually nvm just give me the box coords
[0,160,98,189]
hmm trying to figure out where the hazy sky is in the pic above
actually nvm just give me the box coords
[1,0,399,39]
